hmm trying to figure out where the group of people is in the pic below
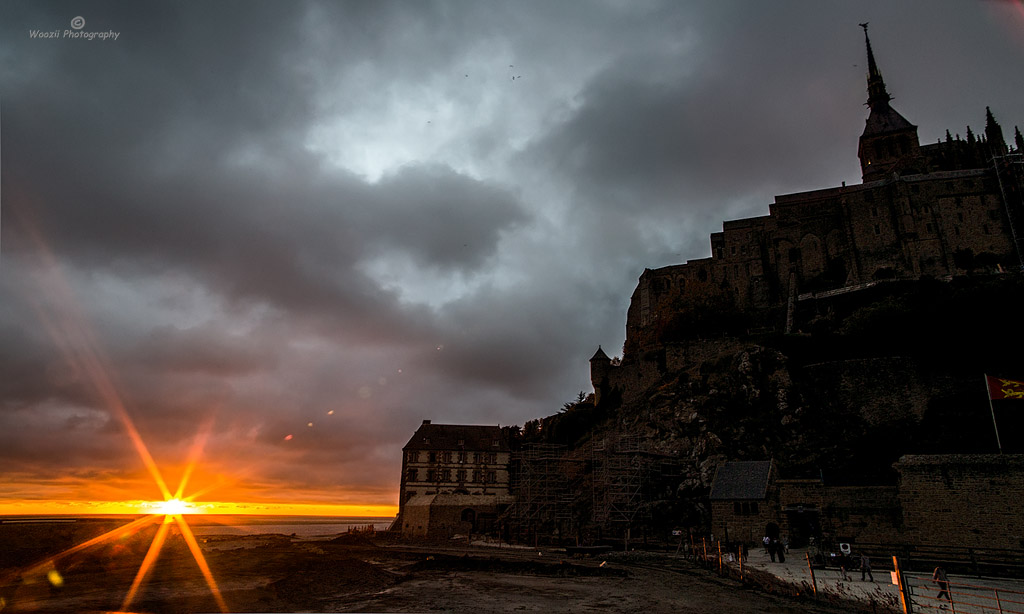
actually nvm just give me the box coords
[761,536,787,563]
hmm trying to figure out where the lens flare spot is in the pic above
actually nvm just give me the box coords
[284,434,293,441]
[307,422,313,427]
[357,386,372,399]
[47,570,64,587]
[327,410,334,415]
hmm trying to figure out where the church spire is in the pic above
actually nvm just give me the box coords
[861,23,892,109]
[856,24,919,183]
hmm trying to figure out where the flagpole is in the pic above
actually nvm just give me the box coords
[984,374,1004,454]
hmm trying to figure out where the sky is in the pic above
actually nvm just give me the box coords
[1,0,1022,516]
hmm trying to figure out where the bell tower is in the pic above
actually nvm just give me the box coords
[857,24,920,182]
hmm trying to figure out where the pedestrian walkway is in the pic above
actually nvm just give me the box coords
[741,548,1024,613]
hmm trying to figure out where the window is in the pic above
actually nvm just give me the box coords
[486,471,497,484]
[492,439,500,447]
[926,223,933,232]
[458,451,467,463]
[472,469,481,482]
[442,469,452,482]
[407,468,418,482]
[429,452,437,463]
[456,469,466,482]
[442,451,452,463]
[733,501,761,516]
[957,212,964,223]
[406,451,419,462]
[874,224,881,235]
[871,207,878,217]
[426,469,436,481]
[457,439,465,446]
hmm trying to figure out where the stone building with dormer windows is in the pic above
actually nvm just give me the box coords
[396,420,513,538]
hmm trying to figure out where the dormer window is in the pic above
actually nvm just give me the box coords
[457,439,465,446]
[492,439,500,447]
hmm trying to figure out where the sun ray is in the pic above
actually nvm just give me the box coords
[121,515,173,612]
[11,199,173,501]
[175,515,230,613]
[8,200,231,612]
[3,514,163,585]
[174,420,214,499]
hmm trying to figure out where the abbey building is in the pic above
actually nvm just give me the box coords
[612,28,1023,364]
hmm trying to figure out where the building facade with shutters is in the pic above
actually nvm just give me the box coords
[396,420,513,538]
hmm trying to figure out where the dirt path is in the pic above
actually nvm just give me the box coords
[0,526,869,613]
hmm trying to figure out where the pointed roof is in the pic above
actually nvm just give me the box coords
[859,24,915,138]
[861,23,891,109]
[590,345,611,362]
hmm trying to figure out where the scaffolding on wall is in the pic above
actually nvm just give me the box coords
[591,433,680,533]
[506,443,580,540]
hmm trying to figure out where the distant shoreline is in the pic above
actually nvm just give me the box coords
[0,513,393,526]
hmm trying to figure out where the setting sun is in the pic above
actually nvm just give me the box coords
[146,498,201,515]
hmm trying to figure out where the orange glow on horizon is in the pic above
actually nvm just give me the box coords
[0,499,398,518]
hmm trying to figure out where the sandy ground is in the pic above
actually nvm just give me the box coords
[4,520,1014,613]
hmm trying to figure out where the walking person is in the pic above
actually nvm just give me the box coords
[860,553,873,582]
[933,566,951,607]
[775,538,785,563]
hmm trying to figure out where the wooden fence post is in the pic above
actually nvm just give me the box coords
[805,551,817,598]
[893,556,911,614]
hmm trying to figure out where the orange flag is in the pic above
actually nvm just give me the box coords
[987,376,1024,400]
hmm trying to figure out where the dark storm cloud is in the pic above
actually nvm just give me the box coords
[362,164,528,271]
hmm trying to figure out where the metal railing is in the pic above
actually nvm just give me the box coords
[905,575,1024,614]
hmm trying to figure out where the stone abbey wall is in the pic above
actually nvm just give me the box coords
[896,455,1024,550]
[624,168,1018,355]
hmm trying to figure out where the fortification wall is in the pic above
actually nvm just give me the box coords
[603,338,746,404]
[895,454,1024,549]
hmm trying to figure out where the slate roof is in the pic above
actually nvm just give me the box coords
[403,421,509,452]
[862,103,916,137]
[709,461,773,500]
